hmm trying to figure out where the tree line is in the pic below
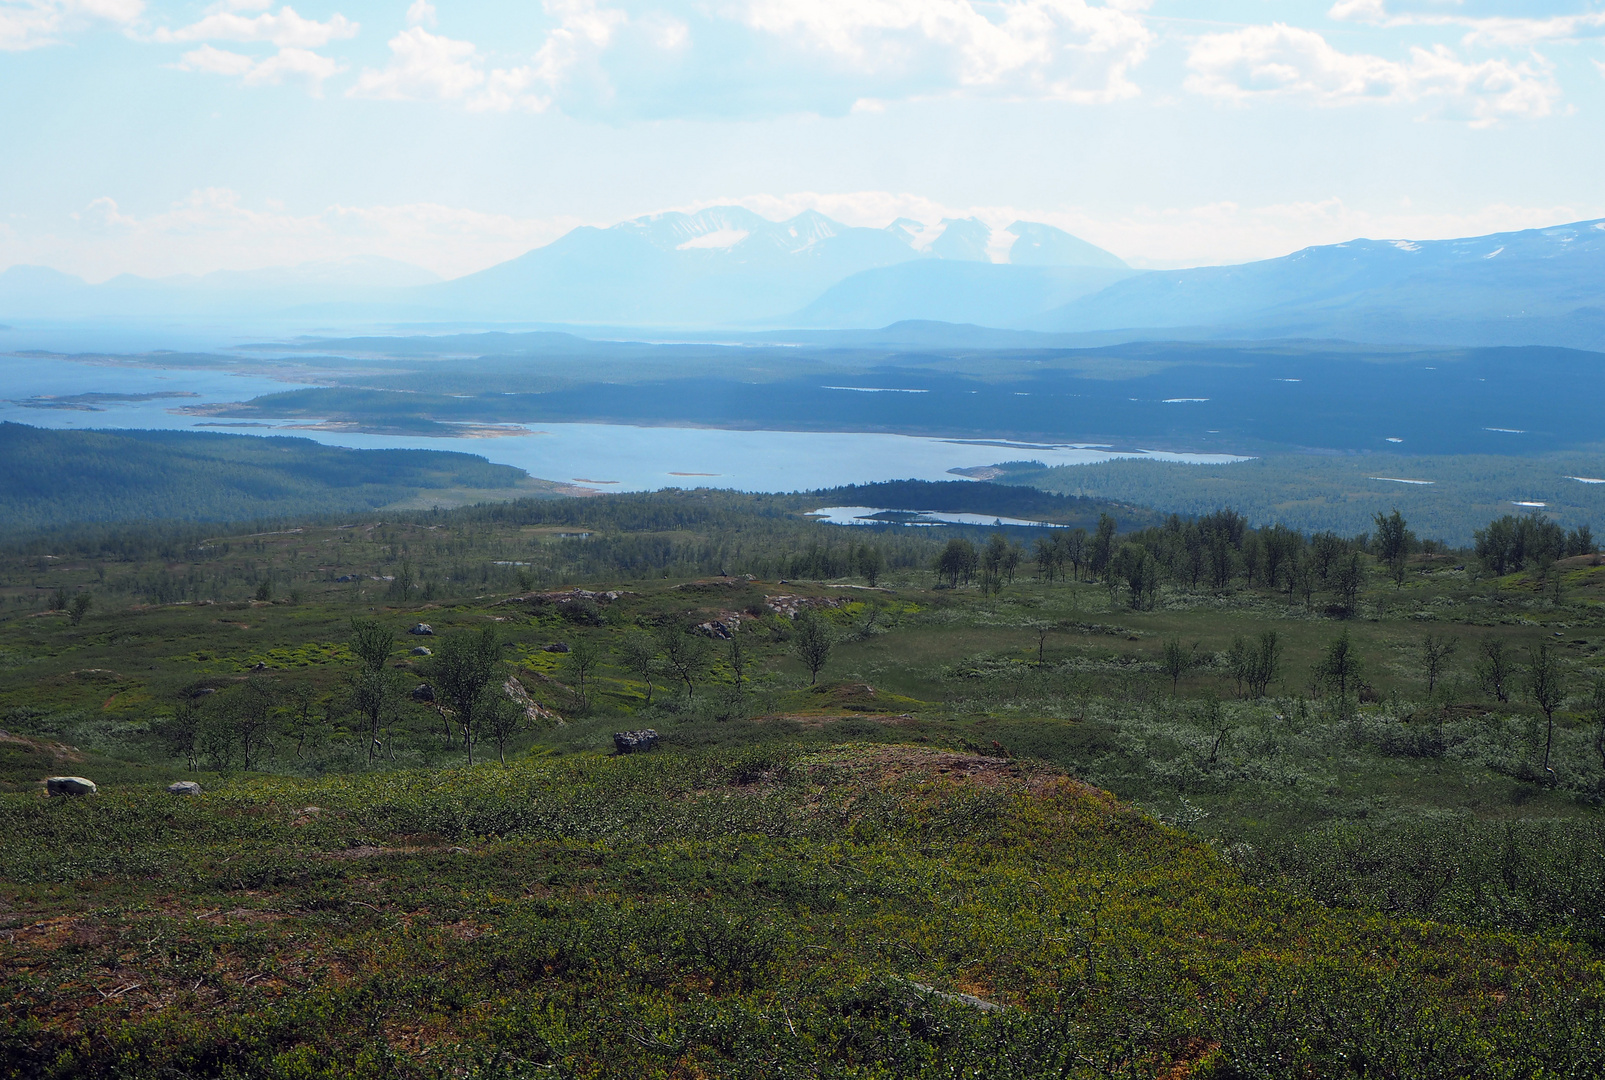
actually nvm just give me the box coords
[927,507,1598,614]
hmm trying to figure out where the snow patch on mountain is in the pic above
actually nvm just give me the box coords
[677,229,750,251]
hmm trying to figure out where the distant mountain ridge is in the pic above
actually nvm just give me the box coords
[1036,218,1605,348]
[420,208,1127,325]
[5,212,1604,351]
[0,209,1125,327]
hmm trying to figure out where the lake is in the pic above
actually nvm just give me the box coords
[0,354,1250,493]
[807,507,1068,528]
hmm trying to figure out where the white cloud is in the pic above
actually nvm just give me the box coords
[404,0,435,28]
[0,0,142,51]
[1327,0,1388,22]
[175,42,344,91]
[349,0,1154,118]
[348,26,549,110]
[1329,1,1605,46]
[1185,23,1559,125]
[349,1,640,112]
[16,189,588,280]
[174,42,255,76]
[734,0,1154,103]
[1456,16,1605,47]
[528,0,628,90]
[151,3,353,92]
[153,5,358,49]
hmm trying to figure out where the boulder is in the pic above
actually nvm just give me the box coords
[911,983,1005,1013]
[544,641,570,653]
[410,645,432,656]
[45,776,97,797]
[408,623,433,636]
[167,781,202,796]
[411,683,436,703]
[613,729,660,754]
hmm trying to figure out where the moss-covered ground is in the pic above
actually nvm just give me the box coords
[3,509,1605,1076]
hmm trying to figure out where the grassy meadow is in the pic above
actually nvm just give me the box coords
[3,492,1605,1076]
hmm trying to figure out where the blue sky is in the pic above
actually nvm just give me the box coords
[3,0,1604,279]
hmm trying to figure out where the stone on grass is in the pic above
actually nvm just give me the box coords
[544,641,570,653]
[408,623,433,636]
[167,781,202,796]
[912,983,1005,1013]
[411,683,436,703]
[45,776,97,797]
[410,645,432,656]
[613,730,660,754]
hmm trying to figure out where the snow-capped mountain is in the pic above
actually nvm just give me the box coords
[417,208,1127,325]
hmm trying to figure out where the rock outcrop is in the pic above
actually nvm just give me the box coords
[764,595,845,620]
[504,676,562,726]
[612,730,659,754]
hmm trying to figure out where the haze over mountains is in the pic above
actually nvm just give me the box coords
[3,210,1604,351]
[0,208,1127,329]
[1039,219,1605,350]
[421,207,1123,326]
[0,256,442,320]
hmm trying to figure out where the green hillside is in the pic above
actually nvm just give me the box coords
[1,490,1604,1074]
[0,423,574,531]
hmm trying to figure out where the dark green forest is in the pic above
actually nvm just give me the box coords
[975,452,1605,544]
[0,423,569,530]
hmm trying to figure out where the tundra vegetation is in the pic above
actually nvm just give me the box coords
[2,488,1605,1077]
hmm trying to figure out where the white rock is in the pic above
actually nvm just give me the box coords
[167,781,202,796]
[612,729,659,754]
[46,776,97,797]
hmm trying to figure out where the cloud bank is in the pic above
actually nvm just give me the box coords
[1,0,142,51]
[1186,22,1561,125]
[343,0,1156,116]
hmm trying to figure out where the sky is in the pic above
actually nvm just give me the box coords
[3,0,1604,281]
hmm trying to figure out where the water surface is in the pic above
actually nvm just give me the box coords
[0,355,1249,492]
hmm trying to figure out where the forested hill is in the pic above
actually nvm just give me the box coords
[0,423,568,531]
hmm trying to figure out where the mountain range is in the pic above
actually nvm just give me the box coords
[1037,219,1605,349]
[2,210,1604,350]
[0,209,1126,328]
